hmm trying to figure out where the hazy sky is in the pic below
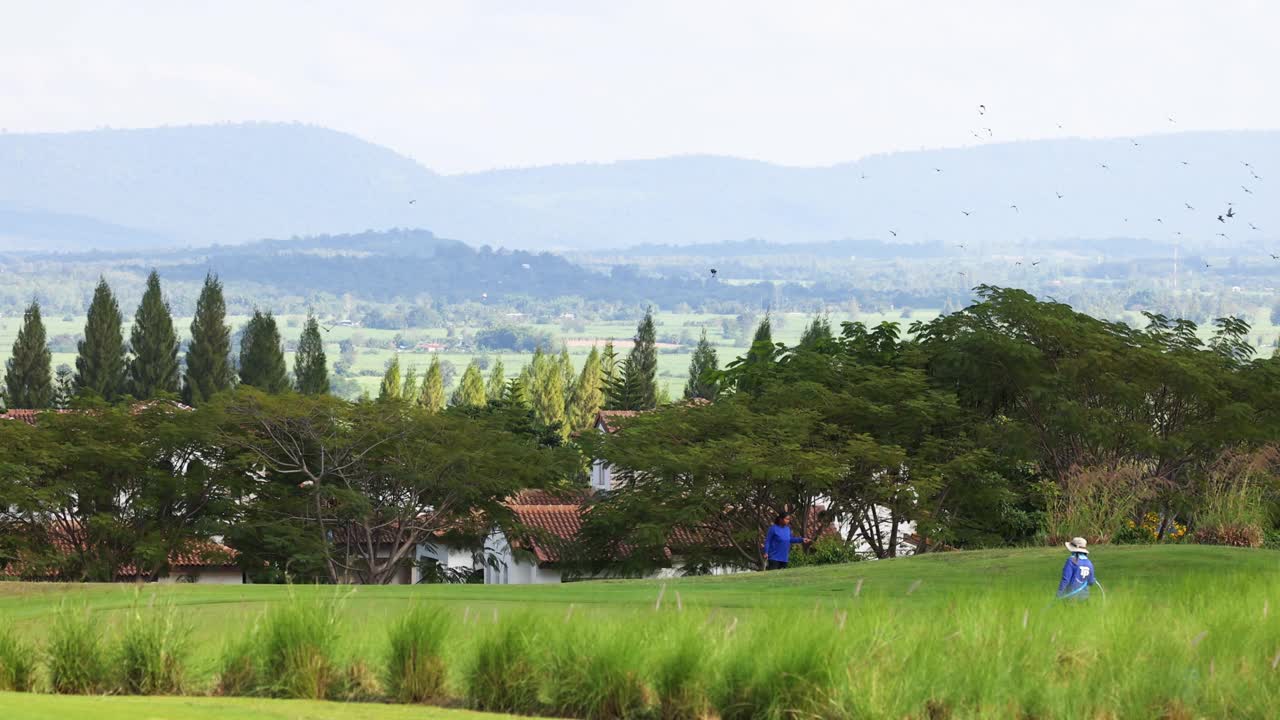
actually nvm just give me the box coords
[3,1,1277,173]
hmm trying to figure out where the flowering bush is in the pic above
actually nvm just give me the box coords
[1116,512,1186,544]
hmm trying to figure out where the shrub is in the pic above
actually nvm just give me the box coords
[0,626,35,692]
[545,619,648,720]
[1193,448,1277,546]
[385,605,451,703]
[465,617,541,714]
[790,535,863,567]
[712,618,844,720]
[650,619,713,720]
[47,604,108,694]
[115,600,191,694]
[1043,464,1152,544]
[217,629,260,697]
[258,594,343,699]
[1193,524,1263,548]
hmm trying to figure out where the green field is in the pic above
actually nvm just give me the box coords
[0,693,528,720]
[4,545,1280,718]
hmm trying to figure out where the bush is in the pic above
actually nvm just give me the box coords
[790,535,863,567]
[712,618,844,720]
[385,605,451,703]
[115,600,191,694]
[545,620,648,720]
[0,626,35,692]
[650,618,713,720]
[47,604,108,694]
[258,594,343,699]
[1043,464,1152,545]
[217,629,260,696]
[1194,524,1263,548]
[465,617,542,714]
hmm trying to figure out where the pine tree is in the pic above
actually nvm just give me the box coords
[606,310,658,411]
[75,277,127,402]
[52,365,75,409]
[294,314,329,394]
[4,300,53,408]
[734,317,776,396]
[238,310,289,393]
[530,350,566,434]
[451,361,487,407]
[401,364,419,403]
[419,356,445,412]
[503,376,529,407]
[127,270,180,399]
[184,273,234,405]
[569,345,604,432]
[486,357,506,403]
[378,355,402,402]
[601,341,618,386]
[798,315,834,350]
[683,329,720,401]
[558,345,576,412]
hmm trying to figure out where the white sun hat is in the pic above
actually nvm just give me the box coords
[1065,537,1089,554]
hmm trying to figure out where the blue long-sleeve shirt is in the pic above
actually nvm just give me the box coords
[764,524,804,562]
[1057,554,1097,598]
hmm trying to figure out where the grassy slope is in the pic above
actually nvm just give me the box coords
[4,545,1279,718]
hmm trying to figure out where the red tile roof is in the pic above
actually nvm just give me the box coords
[509,504,583,563]
[595,409,640,433]
[508,488,594,505]
[1,532,238,580]
[1,402,191,427]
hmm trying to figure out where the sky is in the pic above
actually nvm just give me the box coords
[2,1,1278,174]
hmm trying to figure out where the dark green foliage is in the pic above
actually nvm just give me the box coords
[606,309,658,411]
[4,301,53,409]
[74,277,126,402]
[51,364,75,409]
[238,310,289,393]
[293,314,329,395]
[184,273,234,405]
[127,270,181,399]
[683,329,719,401]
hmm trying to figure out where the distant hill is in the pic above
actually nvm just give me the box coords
[1,124,1277,252]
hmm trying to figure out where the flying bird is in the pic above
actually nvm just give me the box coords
[978,104,986,115]
[1155,218,1163,223]
[1218,214,1226,223]
[1250,223,1261,231]
[1015,261,1023,266]
[1184,203,1195,210]
[1167,116,1177,124]
[709,268,718,276]
[889,230,898,237]
[1270,253,1279,260]
[957,243,967,250]
[1130,139,1141,147]
[1242,161,1254,169]
[408,199,416,204]
[1204,261,1212,268]
[1242,185,1254,194]
[984,127,993,137]
[1216,233,1230,240]
[1251,170,1262,180]
[933,168,943,173]
[1179,161,1190,166]
[1009,204,1019,213]
[1031,261,1041,266]
[1099,163,1110,170]
[1055,191,1064,199]
[961,210,972,216]
[1227,207,1236,218]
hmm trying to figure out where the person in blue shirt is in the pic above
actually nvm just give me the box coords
[1057,537,1098,599]
[762,512,809,570]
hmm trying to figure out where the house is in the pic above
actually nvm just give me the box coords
[2,535,244,584]
[415,341,447,353]
[588,409,639,490]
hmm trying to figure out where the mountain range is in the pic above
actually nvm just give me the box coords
[1,123,1276,252]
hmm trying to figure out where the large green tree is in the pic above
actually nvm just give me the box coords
[486,358,506,403]
[4,301,53,409]
[530,349,567,436]
[127,270,180,399]
[238,310,289,393]
[683,330,720,401]
[74,278,127,402]
[606,310,657,410]
[293,314,329,395]
[378,356,402,402]
[184,274,234,405]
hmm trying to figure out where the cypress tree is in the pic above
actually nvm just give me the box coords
[184,273,234,405]
[569,345,604,432]
[451,361,487,407]
[378,355,402,402]
[530,350,566,434]
[683,329,720,401]
[293,314,329,394]
[401,364,419,403]
[238,310,289,393]
[419,356,445,412]
[798,315,834,350]
[4,300,53,408]
[75,277,127,402]
[558,345,576,412]
[734,317,776,396]
[127,270,180,399]
[606,310,658,411]
[486,357,506,403]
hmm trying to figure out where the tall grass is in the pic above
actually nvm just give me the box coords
[544,617,649,720]
[257,593,344,699]
[0,626,35,692]
[115,598,191,694]
[384,604,451,703]
[649,616,714,720]
[46,604,108,694]
[464,614,542,713]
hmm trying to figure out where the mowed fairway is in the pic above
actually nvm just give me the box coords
[3,545,1280,718]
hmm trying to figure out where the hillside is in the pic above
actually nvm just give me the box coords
[2,124,1277,252]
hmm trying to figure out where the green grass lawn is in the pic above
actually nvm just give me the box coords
[4,545,1280,718]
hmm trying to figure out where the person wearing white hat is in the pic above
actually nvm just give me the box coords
[1057,537,1098,599]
